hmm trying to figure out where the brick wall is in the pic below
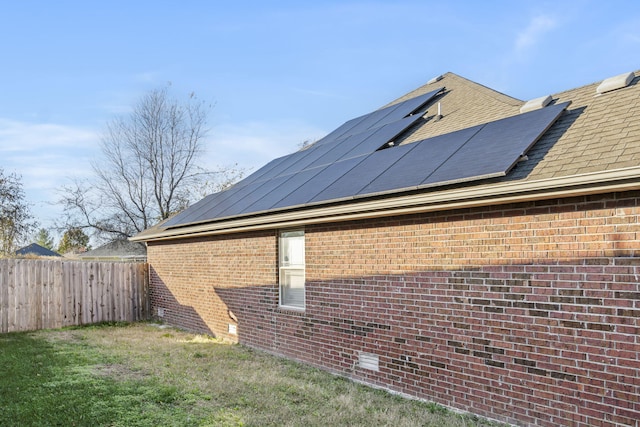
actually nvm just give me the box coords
[148,232,277,338]
[148,191,640,427]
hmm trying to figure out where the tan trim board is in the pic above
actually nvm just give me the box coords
[131,167,640,242]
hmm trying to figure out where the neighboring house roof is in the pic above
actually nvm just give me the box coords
[78,239,147,261]
[132,70,640,242]
[15,243,62,257]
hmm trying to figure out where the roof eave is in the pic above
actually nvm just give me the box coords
[131,166,640,243]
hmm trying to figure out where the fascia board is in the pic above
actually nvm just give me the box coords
[131,166,640,242]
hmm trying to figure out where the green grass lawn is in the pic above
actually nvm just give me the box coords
[0,322,504,427]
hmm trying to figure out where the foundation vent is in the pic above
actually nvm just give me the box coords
[359,352,380,371]
[520,95,552,113]
[596,71,634,94]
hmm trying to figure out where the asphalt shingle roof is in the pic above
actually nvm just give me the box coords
[15,243,62,257]
[132,69,640,241]
[78,239,147,260]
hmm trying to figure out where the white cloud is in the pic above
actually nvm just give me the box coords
[0,119,99,186]
[515,15,557,53]
[0,119,98,152]
[0,116,327,227]
[0,118,100,228]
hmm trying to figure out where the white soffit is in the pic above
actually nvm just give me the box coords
[520,95,553,113]
[596,71,634,94]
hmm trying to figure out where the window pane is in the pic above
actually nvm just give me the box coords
[281,230,304,239]
[281,268,305,307]
[280,233,305,266]
[279,230,305,309]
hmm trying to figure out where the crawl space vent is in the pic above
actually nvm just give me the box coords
[359,352,380,371]
[596,71,634,94]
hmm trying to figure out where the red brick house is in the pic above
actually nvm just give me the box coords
[132,71,640,426]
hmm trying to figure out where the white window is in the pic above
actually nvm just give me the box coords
[279,230,305,309]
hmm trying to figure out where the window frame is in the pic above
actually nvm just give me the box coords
[278,229,305,310]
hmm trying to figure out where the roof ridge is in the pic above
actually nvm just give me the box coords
[383,72,523,109]
[552,69,640,98]
[443,72,523,106]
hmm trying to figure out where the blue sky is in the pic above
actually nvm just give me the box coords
[1,0,639,233]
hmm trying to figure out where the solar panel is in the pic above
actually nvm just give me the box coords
[187,181,262,222]
[300,113,422,171]
[271,156,365,209]
[349,87,444,135]
[341,114,424,159]
[310,144,417,203]
[165,91,437,227]
[344,101,406,136]
[250,146,318,183]
[383,88,444,122]
[163,192,223,227]
[315,87,443,145]
[422,102,569,186]
[214,173,299,218]
[358,124,484,195]
[164,154,295,228]
[231,155,290,189]
[275,139,341,176]
[238,167,327,214]
[289,133,360,171]
[162,88,567,229]
[314,115,367,146]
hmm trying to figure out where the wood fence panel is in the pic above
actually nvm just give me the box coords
[40,261,49,329]
[62,261,70,326]
[33,260,42,330]
[15,261,27,331]
[48,261,57,329]
[97,263,107,322]
[0,259,149,333]
[81,262,89,325]
[115,263,123,321]
[0,260,9,333]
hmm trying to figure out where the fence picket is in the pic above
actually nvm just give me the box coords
[0,260,9,333]
[0,259,148,332]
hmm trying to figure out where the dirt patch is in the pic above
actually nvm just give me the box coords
[38,329,87,344]
[92,363,149,381]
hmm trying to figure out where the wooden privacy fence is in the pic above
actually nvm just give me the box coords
[0,259,149,333]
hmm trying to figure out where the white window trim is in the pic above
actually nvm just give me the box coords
[279,230,305,310]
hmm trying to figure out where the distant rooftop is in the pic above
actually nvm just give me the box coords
[15,243,62,258]
[78,239,147,261]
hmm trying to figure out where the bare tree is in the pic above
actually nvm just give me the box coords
[58,86,243,240]
[0,169,36,255]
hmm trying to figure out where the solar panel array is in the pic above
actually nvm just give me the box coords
[164,90,569,229]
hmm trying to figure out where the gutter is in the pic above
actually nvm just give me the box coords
[130,166,640,243]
